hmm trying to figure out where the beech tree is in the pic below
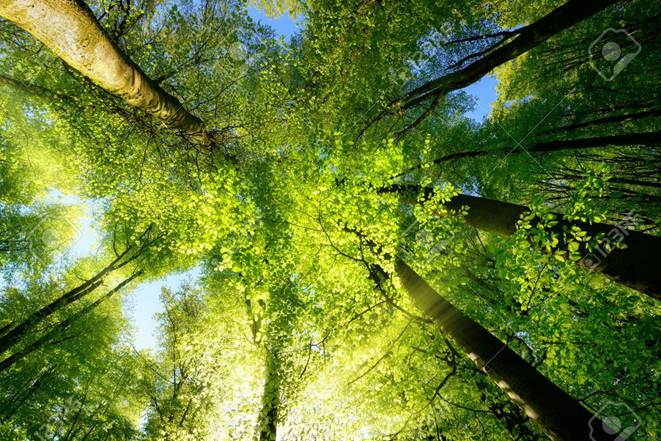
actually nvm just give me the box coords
[0,0,658,440]
[0,0,219,149]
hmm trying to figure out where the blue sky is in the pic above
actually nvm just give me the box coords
[55,7,498,351]
[124,266,202,350]
[247,5,302,38]
[464,75,498,122]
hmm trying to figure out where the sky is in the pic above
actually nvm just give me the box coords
[48,6,498,352]
[464,75,498,122]
[246,6,497,122]
[247,5,302,38]
[124,266,202,350]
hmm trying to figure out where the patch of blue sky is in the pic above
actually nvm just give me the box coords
[247,5,302,39]
[44,189,103,261]
[462,75,498,122]
[40,189,203,351]
[123,265,202,351]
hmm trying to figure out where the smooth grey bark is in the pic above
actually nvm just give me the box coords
[385,185,661,298]
[0,0,221,149]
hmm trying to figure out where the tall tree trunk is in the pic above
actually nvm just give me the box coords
[255,347,281,441]
[386,185,661,298]
[397,0,623,107]
[377,0,624,135]
[395,259,618,441]
[0,272,141,372]
[0,249,131,355]
[0,0,221,150]
[395,131,661,177]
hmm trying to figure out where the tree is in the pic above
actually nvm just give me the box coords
[395,259,616,441]
[363,0,625,135]
[0,0,220,150]
[386,185,661,297]
[0,0,659,439]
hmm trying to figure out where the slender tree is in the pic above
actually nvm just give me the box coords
[379,0,625,134]
[394,131,661,178]
[0,231,154,355]
[0,271,142,372]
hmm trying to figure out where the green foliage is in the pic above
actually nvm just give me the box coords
[0,0,659,440]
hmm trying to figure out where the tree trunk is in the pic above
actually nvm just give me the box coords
[544,110,661,134]
[0,365,54,422]
[397,0,623,107]
[0,0,219,149]
[0,272,141,372]
[386,185,661,298]
[255,347,281,441]
[395,259,618,441]
[395,131,661,177]
[0,250,129,355]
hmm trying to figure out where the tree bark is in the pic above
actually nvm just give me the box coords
[386,185,661,298]
[397,0,623,107]
[0,0,219,149]
[255,347,281,441]
[395,259,618,441]
[395,131,661,178]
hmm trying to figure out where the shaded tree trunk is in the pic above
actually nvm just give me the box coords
[386,185,661,298]
[395,131,661,177]
[376,0,624,134]
[397,0,623,106]
[395,259,618,441]
[544,110,661,134]
[255,346,281,441]
[0,365,54,422]
[0,247,136,355]
[0,0,222,150]
[0,271,141,372]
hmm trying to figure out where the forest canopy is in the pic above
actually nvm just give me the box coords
[0,0,659,440]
